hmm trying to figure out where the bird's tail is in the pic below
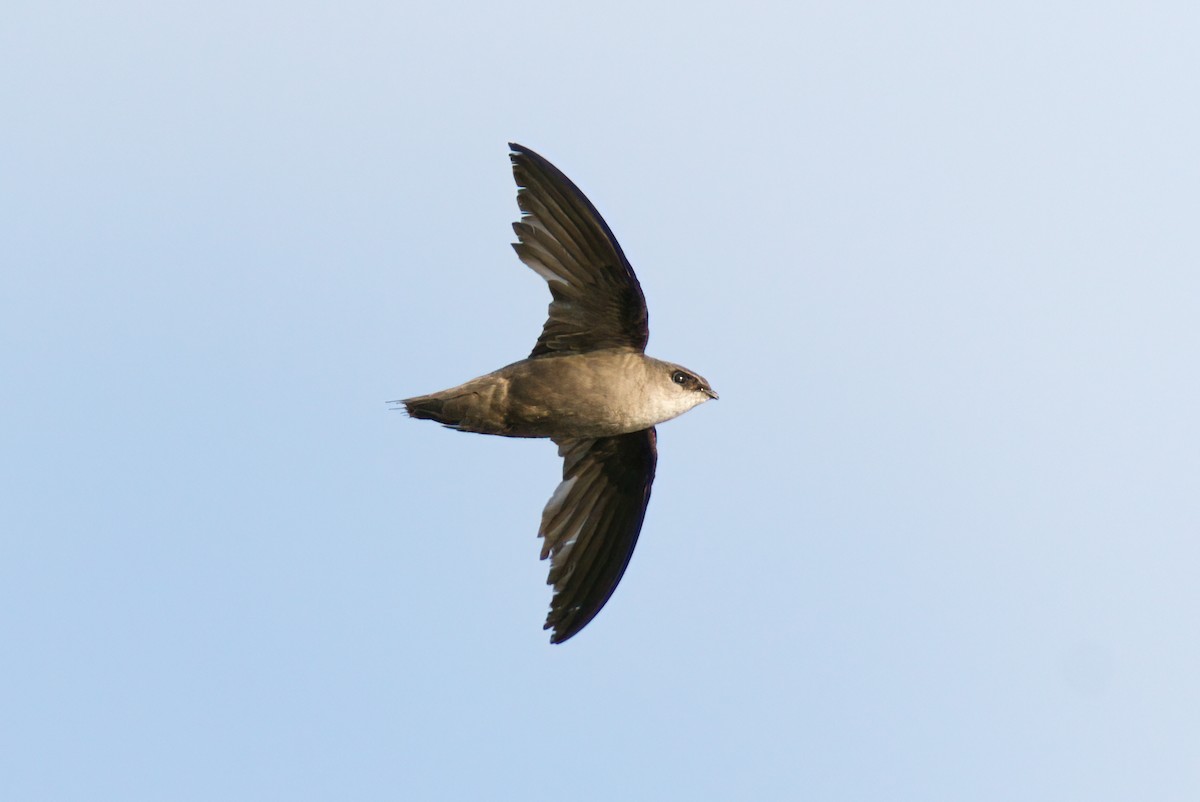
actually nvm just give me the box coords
[399,394,457,426]
[396,382,513,436]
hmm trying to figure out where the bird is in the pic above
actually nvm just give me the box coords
[399,143,717,643]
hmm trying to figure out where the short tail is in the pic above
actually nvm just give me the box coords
[399,394,457,426]
[395,386,507,435]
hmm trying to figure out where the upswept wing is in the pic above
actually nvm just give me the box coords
[509,143,649,357]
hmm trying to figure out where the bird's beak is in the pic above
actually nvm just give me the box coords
[704,388,719,400]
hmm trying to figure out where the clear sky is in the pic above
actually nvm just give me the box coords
[3,2,1198,800]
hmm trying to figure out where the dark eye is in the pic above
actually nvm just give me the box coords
[672,370,689,385]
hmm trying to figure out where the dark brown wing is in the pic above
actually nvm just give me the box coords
[539,429,658,643]
[509,143,650,357]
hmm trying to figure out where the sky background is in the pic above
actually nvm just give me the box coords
[3,2,1199,800]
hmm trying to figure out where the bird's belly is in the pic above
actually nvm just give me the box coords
[506,388,653,438]
[501,353,659,438]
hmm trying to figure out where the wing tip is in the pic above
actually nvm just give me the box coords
[509,141,536,166]
[508,142,556,179]
[545,616,585,645]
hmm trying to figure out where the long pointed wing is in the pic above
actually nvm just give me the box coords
[509,143,650,357]
[539,429,658,643]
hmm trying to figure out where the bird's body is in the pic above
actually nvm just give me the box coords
[399,143,715,643]
[404,349,711,439]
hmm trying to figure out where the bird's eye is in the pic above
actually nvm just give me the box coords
[672,370,689,385]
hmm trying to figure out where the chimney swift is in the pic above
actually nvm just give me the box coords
[399,143,716,643]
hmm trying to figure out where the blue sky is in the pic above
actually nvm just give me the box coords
[3,2,1198,800]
